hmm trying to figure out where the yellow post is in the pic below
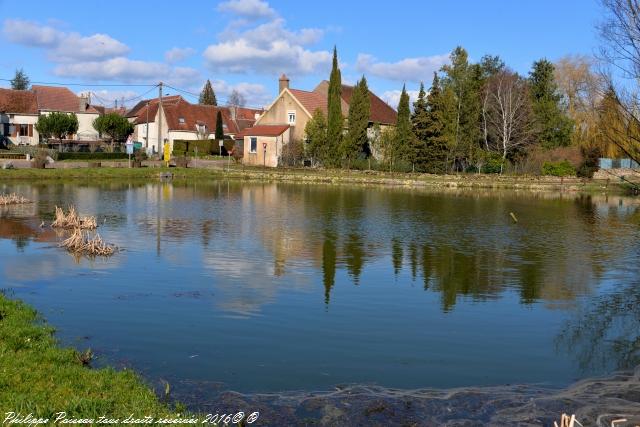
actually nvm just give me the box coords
[163,142,171,168]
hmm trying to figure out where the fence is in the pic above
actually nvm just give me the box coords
[599,158,640,169]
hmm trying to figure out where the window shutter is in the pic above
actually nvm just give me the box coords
[28,124,33,137]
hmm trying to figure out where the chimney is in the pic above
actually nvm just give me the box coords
[279,73,290,93]
[79,95,88,112]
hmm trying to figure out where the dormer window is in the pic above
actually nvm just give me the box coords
[178,117,185,124]
[288,111,296,125]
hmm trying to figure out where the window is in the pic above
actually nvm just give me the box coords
[19,124,28,136]
[250,137,257,153]
[287,111,296,125]
[178,117,185,124]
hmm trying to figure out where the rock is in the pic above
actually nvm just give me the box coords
[2,162,14,169]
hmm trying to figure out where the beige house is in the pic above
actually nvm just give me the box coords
[242,74,398,166]
[235,125,291,167]
[0,85,102,146]
[127,96,262,154]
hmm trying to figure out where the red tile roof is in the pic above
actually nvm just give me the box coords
[310,81,397,125]
[32,85,84,112]
[126,95,182,119]
[235,125,289,138]
[164,100,240,135]
[0,88,38,114]
[289,89,329,116]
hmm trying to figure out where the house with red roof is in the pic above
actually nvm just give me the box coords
[0,85,103,145]
[126,96,262,154]
[237,74,397,167]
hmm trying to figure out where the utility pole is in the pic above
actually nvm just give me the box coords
[146,101,150,152]
[157,82,163,156]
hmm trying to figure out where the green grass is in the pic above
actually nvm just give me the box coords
[0,292,191,423]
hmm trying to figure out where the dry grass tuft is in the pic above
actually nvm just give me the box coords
[52,206,97,230]
[60,228,116,257]
[0,193,31,205]
[554,414,583,427]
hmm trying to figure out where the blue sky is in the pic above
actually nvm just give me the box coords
[0,0,603,108]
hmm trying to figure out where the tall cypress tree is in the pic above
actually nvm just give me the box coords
[410,82,429,170]
[215,110,224,140]
[10,68,30,90]
[327,46,343,167]
[199,80,218,106]
[423,73,450,173]
[529,59,572,148]
[343,76,371,166]
[395,84,413,166]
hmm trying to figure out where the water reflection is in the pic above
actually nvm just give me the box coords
[1,183,638,315]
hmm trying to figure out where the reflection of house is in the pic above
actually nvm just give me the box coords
[0,85,102,145]
[126,96,263,154]
[236,74,397,167]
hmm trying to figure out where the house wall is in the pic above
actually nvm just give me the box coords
[2,114,39,145]
[133,107,169,154]
[242,129,290,168]
[76,112,100,140]
[256,91,309,142]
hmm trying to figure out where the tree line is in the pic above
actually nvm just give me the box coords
[304,41,636,176]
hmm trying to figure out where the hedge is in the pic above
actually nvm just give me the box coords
[173,139,235,156]
[57,152,129,161]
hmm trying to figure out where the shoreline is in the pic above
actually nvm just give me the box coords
[0,165,635,194]
[2,291,639,426]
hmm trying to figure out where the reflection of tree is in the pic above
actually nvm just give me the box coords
[322,232,337,306]
[391,238,403,276]
[409,242,418,281]
[556,283,640,374]
[344,233,364,285]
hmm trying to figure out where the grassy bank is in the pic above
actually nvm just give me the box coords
[0,292,190,423]
[0,165,632,193]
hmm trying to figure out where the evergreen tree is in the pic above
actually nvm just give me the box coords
[410,82,429,170]
[395,84,413,166]
[305,109,328,164]
[215,110,224,140]
[423,73,450,173]
[199,80,217,106]
[343,76,370,166]
[529,59,572,148]
[10,68,30,90]
[326,46,343,167]
[440,47,483,171]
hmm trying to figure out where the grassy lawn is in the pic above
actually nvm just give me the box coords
[0,292,191,423]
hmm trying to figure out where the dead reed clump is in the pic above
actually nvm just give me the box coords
[0,193,31,205]
[60,228,116,257]
[52,206,97,230]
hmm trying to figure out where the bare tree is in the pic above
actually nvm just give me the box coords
[597,0,640,163]
[228,90,246,108]
[485,70,535,162]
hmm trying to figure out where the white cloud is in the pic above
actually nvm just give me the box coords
[204,38,330,75]
[2,19,129,62]
[164,47,196,64]
[382,89,420,108]
[210,79,271,107]
[205,1,330,75]
[217,0,276,20]
[54,57,200,86]
[357,53,450,83]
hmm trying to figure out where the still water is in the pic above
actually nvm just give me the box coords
[1,181,639,398]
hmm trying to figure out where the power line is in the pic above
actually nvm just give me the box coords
[89,85,159,106]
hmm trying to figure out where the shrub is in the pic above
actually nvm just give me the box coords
[482,153,505,174]
[577,145,601,178]
[280,140,304,167]
[541,160,577,177]
[31,150,49,169]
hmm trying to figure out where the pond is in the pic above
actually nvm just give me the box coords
[1,181,639,407]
